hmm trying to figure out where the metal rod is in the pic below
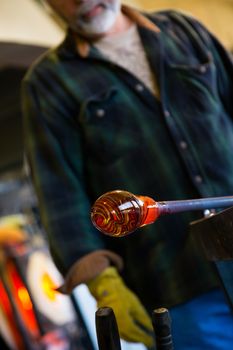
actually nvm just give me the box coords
[158,196,233,215]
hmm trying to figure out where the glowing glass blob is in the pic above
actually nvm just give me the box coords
[91,190,159,237]
[91,190,233,237]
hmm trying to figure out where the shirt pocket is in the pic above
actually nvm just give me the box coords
[166,59,220,119]
[78,86,140,164]
[79,86,118,122]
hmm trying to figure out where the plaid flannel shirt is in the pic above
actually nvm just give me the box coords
[22,7,233,309]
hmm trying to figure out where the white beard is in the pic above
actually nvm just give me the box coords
[71,0,121,37]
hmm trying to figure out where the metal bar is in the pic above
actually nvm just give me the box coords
[152,308,174,350]
[95,307,121,350]
[159,196,233,215]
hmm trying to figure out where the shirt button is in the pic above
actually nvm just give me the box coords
[164,110,170,118]
[96,109,105,118]
[194,175,203,183]
[199,65,207,73]
[135,83,144,92]
[180,141,187,150]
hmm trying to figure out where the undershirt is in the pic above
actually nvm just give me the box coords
[94,24,160,98]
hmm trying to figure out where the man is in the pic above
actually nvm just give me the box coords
[22,0,233,349]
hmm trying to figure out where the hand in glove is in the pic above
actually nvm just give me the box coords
[56,250,154,347]
[88,266,154,348]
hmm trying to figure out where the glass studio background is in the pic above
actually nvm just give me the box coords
[0,1,233,350]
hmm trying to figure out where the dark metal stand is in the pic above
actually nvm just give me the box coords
[152,308,173,350]
[95,307,121,350]
[190,206,233,309]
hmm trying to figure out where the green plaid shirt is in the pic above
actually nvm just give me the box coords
[22,9,233,310]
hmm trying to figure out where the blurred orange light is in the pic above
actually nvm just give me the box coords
[17,287,32,310]
[0,280,25,349]
[6,260,40,337]
[41,273,58,301]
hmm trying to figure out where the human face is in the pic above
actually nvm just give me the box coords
[47,0,121,38]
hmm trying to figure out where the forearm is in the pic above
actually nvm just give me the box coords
[57,250,123,293]
[22,78,105,275]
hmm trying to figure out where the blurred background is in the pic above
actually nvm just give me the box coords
[0,1,233,350]
[1,0,233,177]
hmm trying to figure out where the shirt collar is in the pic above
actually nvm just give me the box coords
[58,5,160,59]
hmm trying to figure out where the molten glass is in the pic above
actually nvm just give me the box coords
[91,190,159,237]
[91,190,233,237]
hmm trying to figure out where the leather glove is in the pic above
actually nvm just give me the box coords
[57,250,124,293]
[87,266,154,348]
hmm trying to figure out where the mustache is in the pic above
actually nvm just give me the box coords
[78,0,110,16]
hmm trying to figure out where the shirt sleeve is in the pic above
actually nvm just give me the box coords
[22,71,105,275]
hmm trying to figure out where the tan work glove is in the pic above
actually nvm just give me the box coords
[88,266,154,348]
[57,250,154,347]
